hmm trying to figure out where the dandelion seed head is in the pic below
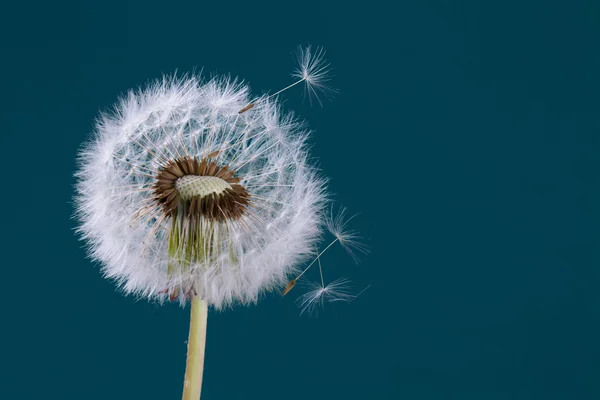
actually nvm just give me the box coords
[74,75,328,309]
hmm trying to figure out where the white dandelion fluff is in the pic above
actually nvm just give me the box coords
[295,250,353,316]
[73,47,366,400]
[280,206,368,299]
[246,45,336,110]
[291,45,338,105]
[326,206,370,263]
[297,278,355,316]
[75,75,327,309]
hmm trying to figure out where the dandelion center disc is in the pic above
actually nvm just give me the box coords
[175,175,232,201]
[153,155,250,221]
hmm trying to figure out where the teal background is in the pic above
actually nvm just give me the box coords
[2,1,600,399]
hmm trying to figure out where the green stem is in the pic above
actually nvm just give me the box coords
[182,297,208,400]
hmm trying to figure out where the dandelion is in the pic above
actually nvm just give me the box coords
[74,47,363,400]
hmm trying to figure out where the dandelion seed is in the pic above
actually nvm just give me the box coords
[326,206,370,263]
[283,206,367,291]
[296,278,354,316]
[292,45,338,106]
[238,45,336,113]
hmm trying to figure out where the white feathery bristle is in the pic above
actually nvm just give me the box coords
[326,206,369,263]
[291,45,337,106]
[296,278,354,315]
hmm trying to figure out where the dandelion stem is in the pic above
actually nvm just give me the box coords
[182,297,208,400]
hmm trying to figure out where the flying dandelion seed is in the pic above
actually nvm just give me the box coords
[74,47,365,400]
[326,206,370,263]
[292,45,338,105]
[293,241,366,316]
[281,206,369,295]
[297,278,355,316]
[238,45,337,114]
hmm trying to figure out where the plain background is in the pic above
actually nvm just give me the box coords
[2,1,600,399]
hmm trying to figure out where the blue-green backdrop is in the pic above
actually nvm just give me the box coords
[2,1,600,399]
